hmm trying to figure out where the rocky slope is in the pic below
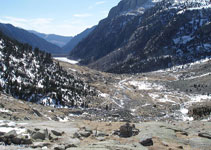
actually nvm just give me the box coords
[1,51,211,149]
[0,23,63,55]
[0,93,211,150]
[70,0,211,74]
[58,56,211,122]
[0,31,96,108]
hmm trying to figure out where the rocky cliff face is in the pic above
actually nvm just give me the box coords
[70,0,211,74]
[69,0,156,64]
[108,0,152,18]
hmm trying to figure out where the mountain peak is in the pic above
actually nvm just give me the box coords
[108,0,210,18]
[108,0,158,18]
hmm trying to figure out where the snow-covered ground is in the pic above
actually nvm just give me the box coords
[0,120,27,134]
[128,80,164,91]
[0,108,11,113]
[54,57,78,64]
[115,74,211,121]
[100,93,110,98]
[57,116,69,122]
[0,39,4,49]
[156,57,211,73]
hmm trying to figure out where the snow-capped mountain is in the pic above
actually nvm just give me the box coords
[69,0,211,74]
[0,31,95,108]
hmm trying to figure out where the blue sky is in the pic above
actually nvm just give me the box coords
[0,0,120,36]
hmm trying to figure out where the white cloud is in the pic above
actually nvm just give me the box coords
[88,1,107,10]
[4,16,27,22]
[73,13,92,18]
[0,16,53,30]
[96,1,106,5]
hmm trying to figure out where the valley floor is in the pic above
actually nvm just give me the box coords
[0,118,211,150]
[58,58,211,122]
[1,58,211,149]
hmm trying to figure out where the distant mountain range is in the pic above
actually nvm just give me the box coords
[29,30,73,47]
[69,0,211,74]
[63,26,96,54]
[0,23,63,55]
[0,22,95,56]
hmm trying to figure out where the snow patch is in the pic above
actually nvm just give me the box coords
[157,57,211,73]
[38,97,57,107]
[149,93,177,103]
[69,68,77,72]
[0,120,26,134]
[173,35,193,44]
[0,39,4,49]
[189,94,211,103]
[0,127,26,134]
[179,106,194,121]
[54,57,78,64]
[0,108,11,113]
[100,93,109,98]
[57,116,69,122]
[129,81,164,91]
[121,0,161,16]
[185,72,211,80]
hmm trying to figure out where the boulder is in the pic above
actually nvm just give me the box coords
[0,136,7,144]
[11,137,21,144]
[78,131,91,137]
[96,137,106,141]
[11,136,32,145]
[34,128,41,131]
[65,144,78,149]
[31,132,46,141]
[74,127,93,138]
[95,131,109,137]
[113,123,139,138]
[21,138,33,144]
[4,130,17,138]
[0,130,33,145]
[24,117,30,120]
[49,133,59,141]
[73,132,81,139]
[119,123,133,137]
[32,109,43,117]
[198,133,211,139]
[140,137,153,146]
[31,142,51,149]
[43,129,49,139]
[0,132,4,136]
[51,130,63,136]
[54,145,65,150]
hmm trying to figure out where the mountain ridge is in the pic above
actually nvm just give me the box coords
[63,26,96,54]
[29,30,73,47]
[69,0,211,74]
[0,23,63,55]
